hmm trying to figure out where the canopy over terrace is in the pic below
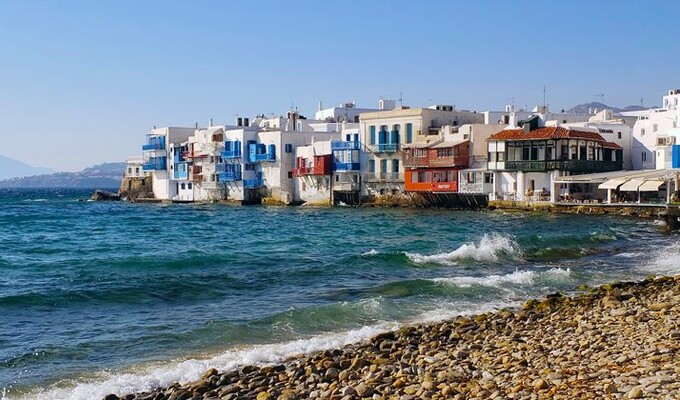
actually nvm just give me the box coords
[552,169,678,204]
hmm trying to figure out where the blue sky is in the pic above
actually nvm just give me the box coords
[0,0,678,171]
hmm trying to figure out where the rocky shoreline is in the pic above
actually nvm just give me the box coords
[104,276,680,400]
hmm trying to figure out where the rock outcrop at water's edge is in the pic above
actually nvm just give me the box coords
[106,276,680,400]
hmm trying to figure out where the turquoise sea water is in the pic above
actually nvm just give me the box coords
[1,189,678,399]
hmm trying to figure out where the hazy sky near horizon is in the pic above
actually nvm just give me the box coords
[1,0,679,171]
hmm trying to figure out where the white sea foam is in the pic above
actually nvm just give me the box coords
[417,300,519,323]
[615,252,643,258]
[642,240,680,275]
[543,267,572,279]
[406,233,521,266]
[14,324,399,400]
[361,249,379,256]
[431,269,536,288]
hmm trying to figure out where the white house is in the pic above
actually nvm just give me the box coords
[621,89,680,170]
[142,126,196,200]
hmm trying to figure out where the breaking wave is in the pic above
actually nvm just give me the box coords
[406,233,522,265]
[431,269,536,287]
[11,324,397,400]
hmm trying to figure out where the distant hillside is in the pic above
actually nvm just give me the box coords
[0,154,53,180]
[0,162,124,189]
[566,102,648,114]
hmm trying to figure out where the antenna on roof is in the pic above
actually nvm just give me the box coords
[399,91,403,107]
[640,96,644,107]
[595,93,605,104]
[543,85,546,109]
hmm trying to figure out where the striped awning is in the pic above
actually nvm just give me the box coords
[638,180,665,192]
[619,180,643,191]
[598,179,626,190]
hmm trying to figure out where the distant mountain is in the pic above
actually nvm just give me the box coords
[566,102,649,114]
[0,162,124,189]
[0,154,54,180]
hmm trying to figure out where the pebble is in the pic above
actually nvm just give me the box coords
[104,276,680,400]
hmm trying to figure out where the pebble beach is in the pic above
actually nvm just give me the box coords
[104,275,680,400]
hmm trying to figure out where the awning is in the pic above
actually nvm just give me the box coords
[619,180,643,191]
[638,180,665,192]
[598,179,626,190]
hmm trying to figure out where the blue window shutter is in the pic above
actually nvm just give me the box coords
[369,159,375,172]
[406,123,412,143]
[370,126,376,145]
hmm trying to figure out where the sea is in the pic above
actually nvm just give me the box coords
[1,188,678,400]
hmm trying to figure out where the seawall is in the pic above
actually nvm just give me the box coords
[488,200,680,231]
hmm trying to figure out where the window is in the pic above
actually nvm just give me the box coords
[135,167,140,174]
[617,132,622,139]
[380,159,387,173]
[181,183,186,190]
[642,152,647,163]
[484,173,493,184]
[392,160,399,172]
[368,159,375,172]
[406,123,413,143]
[653,124,658,133]
[188,183,192,189]
[245,163,255,170]
[285,144,293,153]
[641,128,646,136]
[288,171,293,179]
[127,167,132,174]
[370,126,376,145]
[497,152,505,161]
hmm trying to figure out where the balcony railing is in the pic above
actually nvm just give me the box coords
[292,166,328,176]
[504,159,623,172]
[218,171,242,181]
[458,182,484,193]
[333,162,361,172]
[244,178,264,188]
[370,143,400,153]
[142,141,165,151]
[331,141,361,150]
[403,155,429,168]
[142,157,166,171]
[221,149,242,159]
[249,153,275,163]
[365,172,404,182]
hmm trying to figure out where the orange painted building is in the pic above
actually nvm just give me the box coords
[403,141,470,193]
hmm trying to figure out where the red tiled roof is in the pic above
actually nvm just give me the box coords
[603,141,623,150]
[488,126,608,142]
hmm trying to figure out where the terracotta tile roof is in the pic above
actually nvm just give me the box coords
[488,126,608,142]
[603,141,623,150]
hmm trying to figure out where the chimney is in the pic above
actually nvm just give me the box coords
[209,118,213,127]
[236,117,243,127]
[243,117,249,127]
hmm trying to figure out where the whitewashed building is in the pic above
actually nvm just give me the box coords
[621,89,680,170]
[142,126,196,200]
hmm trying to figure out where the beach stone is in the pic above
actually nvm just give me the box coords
[103,395,120,400]
[604,383,618,394]
[201,368,219,380]
[325,367,340,380]
[256,392,272,400]
[627,386,644,398]
[355,383,374,397]
[533,379,549,391]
